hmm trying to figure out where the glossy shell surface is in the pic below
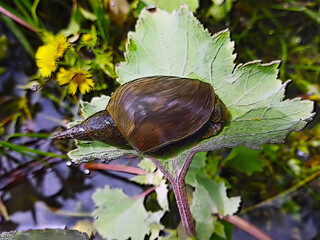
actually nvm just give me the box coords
[107,76,215,153]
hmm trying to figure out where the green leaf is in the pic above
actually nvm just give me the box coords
[207,0,234,21]
[68,141,137,164]
[155,180,169,211]
[80,95,109,118]
[79,7,97,21]
[192,178,240,216]
[0,229,89,240]
[92,185,164,240]
[185,152,207,186]
[67,6,314,180]
[116,7,235,84]
[224,146,264,175]
[116,6,314,178]
[185,153,240,239]
[142,0,199,12]
[190,178,240,239]
[131,158,164,185]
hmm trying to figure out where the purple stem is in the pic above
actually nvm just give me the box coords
[149,150,197,237]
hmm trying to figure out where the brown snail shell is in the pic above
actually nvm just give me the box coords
[52,76,229,154]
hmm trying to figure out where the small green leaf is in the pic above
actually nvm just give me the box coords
[138,157,157,172]
[142,0,199,12]
[130,158,164,185]
[190,178,240,239]
[224,146,264,175]
[80,95,109,118]
[186,153,240,239]
[79,7,97,21]
[92,185,165,240]
[185,152,207,186]
[155,180,169,211]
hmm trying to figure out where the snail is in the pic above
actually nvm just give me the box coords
[52,76,229,154]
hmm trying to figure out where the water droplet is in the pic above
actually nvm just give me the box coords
[307,90,314,96]
[84,169,91,175]
[93,216,98,220]
[66,161,72,167]
[111,0,115,7]
[46,168,53,173]
[297,150,308,161]
[296,37,302,45]
[30,82,41,92]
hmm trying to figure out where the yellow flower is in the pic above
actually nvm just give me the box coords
[35,44,58,78]
[36,34,70,77]
[82,33,93,43]
[57,68,94,95]
[53,35,70,58]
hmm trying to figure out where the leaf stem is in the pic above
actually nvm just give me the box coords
[135,186,156,199]
[172,179,196,236]
[218,215,272,240]
[0,6,36,32]
[84,163,147,175]
[149,151,197,237]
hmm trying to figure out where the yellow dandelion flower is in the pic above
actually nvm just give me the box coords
[53,35,70,58]
[57,67,75,85]
[36,34,70,78]
[35,44,58,78]
[56,68,94,95]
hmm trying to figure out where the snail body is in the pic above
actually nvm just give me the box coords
[52,76,229,154]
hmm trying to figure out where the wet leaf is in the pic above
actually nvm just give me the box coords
[92,185,164,240]
[68,141,137,164]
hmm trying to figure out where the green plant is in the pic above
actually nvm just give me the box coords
[66,5,314,239]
